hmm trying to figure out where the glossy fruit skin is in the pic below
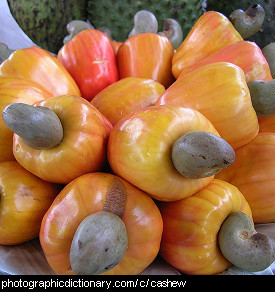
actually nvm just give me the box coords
[58,29,119,101]
[0,46,81,97]
[216,133,275,224]
[159,179,252,275]
[13,95,112,184]
[156,62,259,149]
[108,105,219,202]
[0,161,60,245]
[0,76,53,162]
[40,172,163,275]
[177,41,273,82]
[172,11,243,78]
[91,77,165,126]
[117,33,175,88]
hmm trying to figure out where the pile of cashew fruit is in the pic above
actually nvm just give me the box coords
[0,4,275,275]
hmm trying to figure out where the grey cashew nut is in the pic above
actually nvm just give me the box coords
[218,212,275,272]
[262,42,275,79]
[70,211,128,275]
[248,79,275,118]
[229,4,265,39]
[2,103,63,149]
[63,20,94,44]
[158,18,183,49]
[171,131,235,179]
[128,10,158,38]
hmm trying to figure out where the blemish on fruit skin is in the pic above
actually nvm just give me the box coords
[103,177,127,218]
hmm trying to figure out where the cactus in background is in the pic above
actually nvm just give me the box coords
[7,0,206,52]
[87,0,206,42]
[8,0,271,53]
[7,0,87,53]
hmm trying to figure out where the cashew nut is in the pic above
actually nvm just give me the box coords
[2,103,63,149]
[70,211,128,275]
[218,212,275,272]
[158,18,183,49]
[128,10,158,38]
[171,131,235,179]
[248,79,275,118]
[229,4,265,39]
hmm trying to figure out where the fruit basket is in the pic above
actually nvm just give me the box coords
[0,0,275,276]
